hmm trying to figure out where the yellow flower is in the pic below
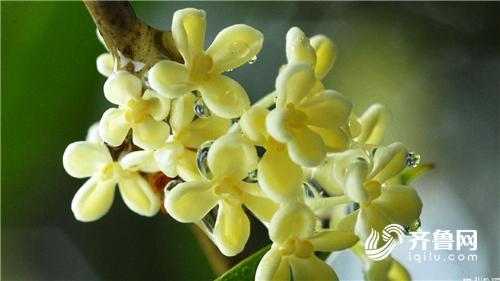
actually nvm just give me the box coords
[255,203,358,281]
[148,8,263,119]
[63,141,161,222]
[99,71,170,149]
[164,133,278,256]
[267,62,352,168]
[348,103,391,145]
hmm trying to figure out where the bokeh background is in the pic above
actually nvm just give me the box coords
[2,2,499,280]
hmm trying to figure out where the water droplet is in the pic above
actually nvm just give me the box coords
[164,179,183,196]
[201,207,218,234]
[405,218,422,234]
[346,202,360,214]
[194,97,211,118]
[229,41,250,58]
[196,140,214,180]
[243,169,258,183]
[248,56,257,64]
[406,151,421,167]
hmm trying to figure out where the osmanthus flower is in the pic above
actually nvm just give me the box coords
[255,203,358,281]
[348,103,391,146]
[148,8,263,119]
[99,71,170,149]
[63,141,161,222]
[285,27,336,81]
[334,143,422,241]
[95,29,114,77]
[164,133,278,256]
[364,256,411,281]
[267,62,352,168]
[120,92,230,181]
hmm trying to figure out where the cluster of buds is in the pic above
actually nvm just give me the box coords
[64,8,423,281]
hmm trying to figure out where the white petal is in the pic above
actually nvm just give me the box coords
[172,8,206,65]
[148,60,195,99]
[206,24,263,73]
[242,191,279,223]
[86,122,102,143]
[289,255,339,281]
[169,92,196,133]
[258,149,303,202]
[370,142,408,183]
[309,231,358,252]
[199,75,250,119]
[266,108,295,143]
[99,108,131,147]
[355,103,390,145]
[132,116,170,150]
[300,90,352,130]
[288,127,326,167]
[208,133,257,180]
[255,247,290,281]
[178,116,231,149]
[96,53,114,77]
[240,106,269,144]
[372,185,422,226]
[71,176,116,222]
[143,89,170,121]
[213,202,250,257]
[63,141,112,178]
[103,71,142,105]
[120,150,159,173]
[164,181,217,222]
[286,27,316,66]
[310,127,349,152]
[275,62,316,107]
[154,141,185,177]
[355,204,391,241]
[343,159,370,203]
[176,150,202,181]
[310,35,336,80]
[366,258,392,281]
[118,173,161,217]
[269,203,315,243]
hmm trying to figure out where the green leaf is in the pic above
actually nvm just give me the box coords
[387,163,435,186]
[215,245,271,281]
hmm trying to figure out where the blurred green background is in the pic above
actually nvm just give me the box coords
[2,2,499,280]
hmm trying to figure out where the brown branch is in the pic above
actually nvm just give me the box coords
[83,0,181,72]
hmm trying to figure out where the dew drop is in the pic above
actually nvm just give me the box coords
[405,218,422,234]
[229,41,250,58]
[243,169,258,183]
[346,202,360,214]
[248,56,257,64]
[194,96,211,118]
[406,151,421,168]
[196,140,214,180]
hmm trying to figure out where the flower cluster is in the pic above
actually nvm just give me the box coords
[64,8,424,281]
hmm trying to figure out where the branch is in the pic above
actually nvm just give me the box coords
[83,1,181,71]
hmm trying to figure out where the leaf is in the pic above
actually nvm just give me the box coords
[215,245,271,281]
[387,163,434,185]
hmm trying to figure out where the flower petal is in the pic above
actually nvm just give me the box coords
[206,24,263,73]
[99,108,131,147]
[344,159,370,203]
[172,8,206,65]
[370,142,408,183]
[169,92,196,133]
[177,116,231,149]
[310,157,343,196]
[240,106,269,145]
[86,122,102,143]
[118,173,161,217]
[255,247,290,281]
[310,126,349,153]
[288,127,326,167]
[285,27,316,67]
[309,231,359,252]
[355,204,391,241]
[164,181,217,222]
[213,202,250,257]
[372,185,422,226]
[132,116,170,150]
[300,90,352,130]
[120,150,158,173]
[176,149,203,181]
[289,255,339,281]
[266,107,295,143]
[275,62,316,107]
[242,191,279,223]
[258,149,303,202]
[63,141,112,178]
[366,258,392,281]
[269,203,315,243]
[199,75,250,119]
[96,53,114,77]
[71,176,116,222]
[103,71,141,105]
[148,60,196,99]
[310,35,336,80]
[208,133,257,180]
[143,89,170,121]
[355,103,390,145]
